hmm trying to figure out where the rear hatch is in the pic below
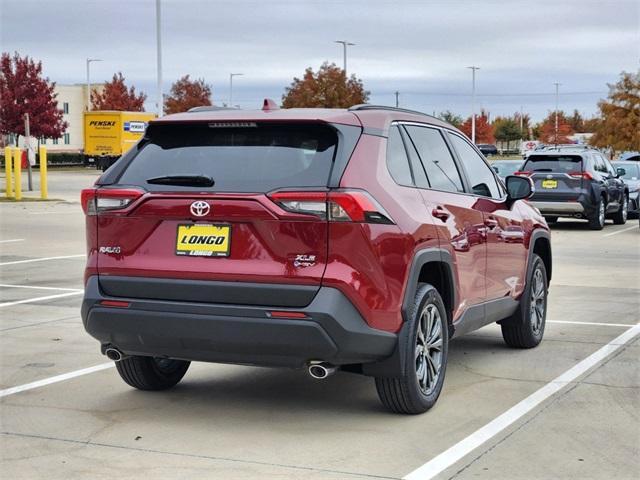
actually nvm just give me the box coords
[519,154,586,201]
[86,121,351,307]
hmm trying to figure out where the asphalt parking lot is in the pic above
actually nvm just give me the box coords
[1,171,638,480]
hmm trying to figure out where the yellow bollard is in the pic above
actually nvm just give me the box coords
[13,147,22,201]
[39,145,48,199]
[4,146,13,198]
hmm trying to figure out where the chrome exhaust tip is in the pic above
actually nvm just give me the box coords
[307,362,337,380]
[105,347,124,362]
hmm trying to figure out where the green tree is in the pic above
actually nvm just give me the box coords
[282,62,369,108]
[590,71,640,153]
[438,110,463,128]
[493,118,522,143]
[568,109,585,132]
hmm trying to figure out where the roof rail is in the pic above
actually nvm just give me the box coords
[348,104,439,120]
[187,106,240,113]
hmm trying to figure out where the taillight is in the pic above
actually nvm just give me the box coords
[268,190,394,224]
[80,188,144,216]
[514,171,533,177]
[568,171,593,180]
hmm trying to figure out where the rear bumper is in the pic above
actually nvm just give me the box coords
[81,276,396,368]
[530,201,585,214]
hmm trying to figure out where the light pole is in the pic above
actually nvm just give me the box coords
[394,91,400,108]
[229,73,243,107]
[467,66,480,143]
[156,0,163,116]
[334,40,355,76]
[553,82,561,146]
[86,58,102,111]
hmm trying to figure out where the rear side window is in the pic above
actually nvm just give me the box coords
[523,155,583,174]
[404,125,464,193]
[117,123,338,192]
[386,126,413,186]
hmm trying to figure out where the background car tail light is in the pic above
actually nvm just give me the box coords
[568,171,593,180]
[81,188,144,215]
[269,190,394,224]
[514,171,533,177]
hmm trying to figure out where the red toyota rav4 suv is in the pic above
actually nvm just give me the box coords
[81,102,551,414]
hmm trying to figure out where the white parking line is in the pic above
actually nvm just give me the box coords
[548,320,635,328]
[403,323,640,480]
[0,363,114,398]
[0,254,85,266]
[603,225,637,237]
[0,291,83,308]
[0,239,24,244]
[0,283,83,292]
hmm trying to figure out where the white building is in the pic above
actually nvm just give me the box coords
[10,83,104,153]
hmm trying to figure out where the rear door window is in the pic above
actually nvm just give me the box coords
[523,155,583,174]
[117,123,338,192]
[404,125,464,193]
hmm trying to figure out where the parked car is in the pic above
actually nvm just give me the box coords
[81,102,552,414]
[477,143,498,156]
[491,159,523,180]
[611,161,640,218]
[618,151,640,162]
[517,150,629,229]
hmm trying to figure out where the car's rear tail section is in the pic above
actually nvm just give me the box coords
[518,154,587,202]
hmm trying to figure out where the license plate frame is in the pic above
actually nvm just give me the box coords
[541,179,558,189]
[175,223,231,257]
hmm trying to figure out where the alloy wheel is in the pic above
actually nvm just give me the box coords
[415,303,444,395]
[529,267,546,335]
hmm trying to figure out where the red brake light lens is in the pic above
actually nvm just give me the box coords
[268,190,394,224]
[514,171,533,177]
[568,171,593,180]
[81,188,144,216]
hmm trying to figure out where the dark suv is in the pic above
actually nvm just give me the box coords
[81,102,551,414]
[518,150,629,229]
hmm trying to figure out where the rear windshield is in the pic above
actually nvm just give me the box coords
[117,123,338,192]
[522,155,582,173]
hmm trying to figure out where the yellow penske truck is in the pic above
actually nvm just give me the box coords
[83,111,156,170]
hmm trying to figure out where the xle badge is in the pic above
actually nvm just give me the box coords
[294,254,316,268]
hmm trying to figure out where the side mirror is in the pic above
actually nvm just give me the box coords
[616,167,626,178]
[505,175,534,203]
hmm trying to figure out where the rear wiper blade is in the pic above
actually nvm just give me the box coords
[146,175,215,187]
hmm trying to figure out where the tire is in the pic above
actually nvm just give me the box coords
[544,216,558,224]
[588,196,606,230]
[375,284,449,414]
[115,356,190,390]
[501,254,548,348]
[612,194,628,225]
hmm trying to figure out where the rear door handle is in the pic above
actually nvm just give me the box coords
[432,206,450,222]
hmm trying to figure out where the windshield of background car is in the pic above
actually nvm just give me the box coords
[117,122,338,192]
[522,155,583,173]
[613,163,640,180]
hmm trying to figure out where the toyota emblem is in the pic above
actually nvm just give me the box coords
[190,201,210,217]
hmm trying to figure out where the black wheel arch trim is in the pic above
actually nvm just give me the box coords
[528,229,552,285]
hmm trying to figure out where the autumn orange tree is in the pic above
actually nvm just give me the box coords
[590,71,640,153]
[537,111,574,144]
[164,75,212,114]
[91,72,146,111]
[459,110,495,144]
[0,52,67,142]
[282,62,369,108]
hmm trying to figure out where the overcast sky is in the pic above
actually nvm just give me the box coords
[2,0,639,120]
